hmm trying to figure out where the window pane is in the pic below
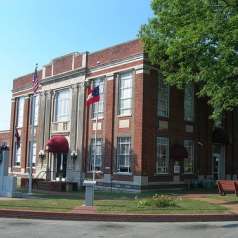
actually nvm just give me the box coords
[17,97,24,128]
[55,89,71,122]
[89,138,103,171]
[156,137,169,174]
[92,78,104,118]
[157,78,169,118]
[116,137,131,173]
[184,84,194,121]
[184,140,194,173]
[119,72,132,115]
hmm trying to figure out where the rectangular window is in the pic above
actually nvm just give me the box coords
[157,78,169,118]
[91,78,104,118]
[89,138,103,171]
[156,137,169,174]
[118,72,133,116]
[28,142,36,167]
[14,143,21,166]
[54,89,71,122]
[17,97,24,128]
[30,95,39,126]
[184,140,194,174]
[116,137,131,173]
[184,84,194,121]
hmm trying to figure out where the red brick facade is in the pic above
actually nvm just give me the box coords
[8,39,238,191]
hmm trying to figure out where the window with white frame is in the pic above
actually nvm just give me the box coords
[91,78,104,118]
[14,143,21,166]
[157,78,169,118]
[17,97,24,128]
[184,84,194,121]
[184,140,194,174]
[118,72,133,116]
[28,142,36,167]
[54,89,71,122]
[116,137,131,173]
[89,138,103,171]
[156,137,169,174]
[30,95,39,126]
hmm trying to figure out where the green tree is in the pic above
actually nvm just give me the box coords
[139,0,238,119]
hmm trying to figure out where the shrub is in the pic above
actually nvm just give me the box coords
[152,194,177,208]
[136,199,152,208]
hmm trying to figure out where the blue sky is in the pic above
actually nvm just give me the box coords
[0,0,152,130]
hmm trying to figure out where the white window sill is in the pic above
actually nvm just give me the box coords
[154,173,169,176]
[91,117,104,121]
[117,114,132,118]
[114,172,132,176]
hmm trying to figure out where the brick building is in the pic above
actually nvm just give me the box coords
[9,39,238,191]
[0,130,10,147]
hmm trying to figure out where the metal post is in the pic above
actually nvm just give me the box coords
[93,101,99,182]
[28,95,35,195]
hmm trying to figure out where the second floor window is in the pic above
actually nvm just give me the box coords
[157,78,169,118]
[91,78,104,118]
[17,97,24,128]
[30,95,39,126]
[184,84,194,121]
[118,72,133,116]
[54,89,71,122]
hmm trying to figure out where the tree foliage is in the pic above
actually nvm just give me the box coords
[139,0,238,119]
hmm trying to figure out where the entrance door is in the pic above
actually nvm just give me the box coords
[56,153,67,180]
[212,144,225,180]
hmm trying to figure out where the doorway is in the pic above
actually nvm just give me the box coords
[55,153,67,181]
[212,144,225,180]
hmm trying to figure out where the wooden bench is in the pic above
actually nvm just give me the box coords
[217,180,238,196]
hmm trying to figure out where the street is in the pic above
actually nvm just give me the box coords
[0,218,237,238]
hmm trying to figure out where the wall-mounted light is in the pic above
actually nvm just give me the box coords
[71,150,78,160]
[39,149,45,160]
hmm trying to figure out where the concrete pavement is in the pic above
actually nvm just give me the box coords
[0,218,238,238]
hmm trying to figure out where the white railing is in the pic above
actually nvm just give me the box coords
[51,121,70,133]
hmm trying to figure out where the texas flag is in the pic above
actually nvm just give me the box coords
[86,86,100,106]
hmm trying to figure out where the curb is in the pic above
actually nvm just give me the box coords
[0,209,238,222]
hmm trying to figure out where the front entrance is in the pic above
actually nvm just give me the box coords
[212,144,225,180]
[55,153,67,181]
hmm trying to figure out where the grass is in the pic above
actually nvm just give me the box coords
[208,194,238,202]
[0,190,228,214]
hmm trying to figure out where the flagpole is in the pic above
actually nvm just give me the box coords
[28,94,35,195]
[28,63,38,195]
[93,101,99,182]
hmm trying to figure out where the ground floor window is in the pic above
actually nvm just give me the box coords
[89,138,103,172]
[116,137,131,173]
[28,141,36,167]
[184,140,194,174]
[156,137,169,174]
[14,142,21,166]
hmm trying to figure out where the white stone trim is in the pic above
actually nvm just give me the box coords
[41,76,85,91]
[87,64,144,81]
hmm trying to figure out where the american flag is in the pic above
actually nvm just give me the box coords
[32,64,39,94]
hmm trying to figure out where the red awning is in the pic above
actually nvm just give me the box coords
[46,135,69,154]
[171,144,188,161]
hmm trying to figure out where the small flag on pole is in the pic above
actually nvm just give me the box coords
[32,64,39,94]
[86,85,100,106]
